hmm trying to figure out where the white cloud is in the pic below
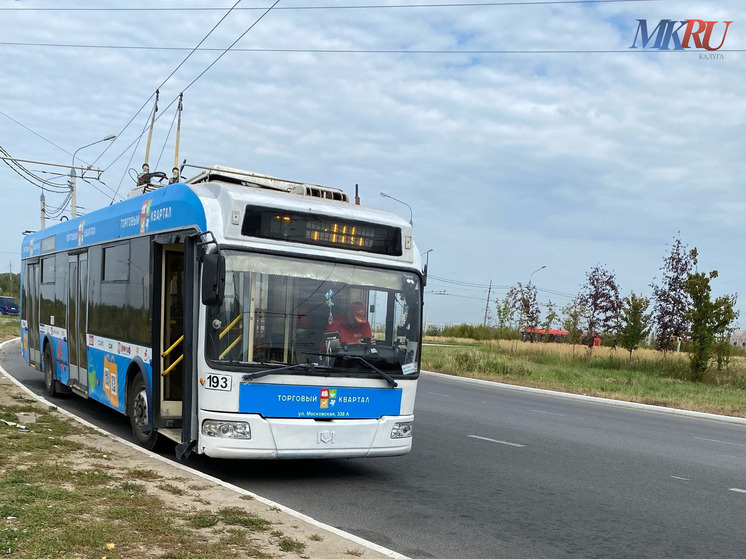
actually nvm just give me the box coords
[1,0,745,323]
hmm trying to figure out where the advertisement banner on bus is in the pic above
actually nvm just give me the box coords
[238,384,402,419]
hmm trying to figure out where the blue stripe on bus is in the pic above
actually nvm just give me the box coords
[86,346,152,413]
[39,330,152,414]
[238,384,402,419]
[21,183,207,257]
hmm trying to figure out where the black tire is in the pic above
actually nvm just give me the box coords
[128,371,159,450]
[43,344,58,397]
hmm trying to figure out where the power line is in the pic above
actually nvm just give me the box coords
[536,286,576,298]
[428,291,486,301]
[0,147,71,192]
[93,0,246,168]
[3,42,732,55]
[429,274,492,289]
[101,0,281,187]
[429,274,516,290]
[0,110,73,156]
[171,0,282,96]
[427,273,577,305]
[0,146,118,220]
[108,106,156,202]
[0,110,121,199]
[0,1,664,12]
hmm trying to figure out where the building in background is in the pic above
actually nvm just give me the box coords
[731,330,746,349]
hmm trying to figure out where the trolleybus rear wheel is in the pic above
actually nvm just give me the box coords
[43,344,58,397]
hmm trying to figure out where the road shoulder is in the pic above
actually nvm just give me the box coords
[0,338,407,559]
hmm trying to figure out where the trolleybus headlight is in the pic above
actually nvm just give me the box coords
[202,420,251,439]
[391,422,413,439]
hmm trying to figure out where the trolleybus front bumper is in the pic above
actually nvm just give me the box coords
[197,410,414,459]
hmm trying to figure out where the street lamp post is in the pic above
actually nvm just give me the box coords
[420,249,434,329]
[421,248,433,272]
[380,192,413,225]
[70,135,116,218]
[529,265,546,286]
[524,265,546,340]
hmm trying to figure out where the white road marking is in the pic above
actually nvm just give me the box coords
[670,476,690,481]
[425,391,452,398]
[530,409,566,417]
[729,488,746,494]
[694,437,746,448]
[467,435,525,447]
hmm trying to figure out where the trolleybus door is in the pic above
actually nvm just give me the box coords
[160,246,185,421]
[67,253,88,391]
[24,262,41,365]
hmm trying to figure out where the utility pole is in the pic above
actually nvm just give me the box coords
[72,135,116,217]
[69,168,77,218]
[0,154,108,224]
[40,192,46,229]
[483,279,493,326]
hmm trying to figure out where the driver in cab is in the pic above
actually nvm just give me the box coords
[326,301,373,345]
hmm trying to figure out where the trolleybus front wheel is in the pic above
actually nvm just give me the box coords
[128,372,159,450]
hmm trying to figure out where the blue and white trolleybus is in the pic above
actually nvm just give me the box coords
[20,166,422,459]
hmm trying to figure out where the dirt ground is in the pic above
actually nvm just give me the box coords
[0,337,404,559]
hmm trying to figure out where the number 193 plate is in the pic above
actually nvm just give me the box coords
[205,373,232,391]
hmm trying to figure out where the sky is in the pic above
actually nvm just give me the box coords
[1,0,744,327]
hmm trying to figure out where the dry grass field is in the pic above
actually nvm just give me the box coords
[421,336,746,417]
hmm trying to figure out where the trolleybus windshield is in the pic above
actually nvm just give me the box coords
[205,251,421,377]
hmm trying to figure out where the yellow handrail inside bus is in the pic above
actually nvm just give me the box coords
[219,314,242,340]
[162,335,184,357]
[162,354,184,376]
[219,334,243,360]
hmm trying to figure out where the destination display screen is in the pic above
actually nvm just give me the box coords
[241,206,402,256]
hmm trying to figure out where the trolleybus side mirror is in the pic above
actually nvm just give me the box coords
[202,253,225,306]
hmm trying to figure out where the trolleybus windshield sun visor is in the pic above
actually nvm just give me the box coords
[205,251,421,377]
[241,206,403,256]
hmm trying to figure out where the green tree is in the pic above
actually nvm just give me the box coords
[506,282,540,336]
[650,235,693,355]
[578,264,622,349]
[0,272,21,298]
[561,298,584,347]
[619,292,652,361]
[542,300,557,342]
[494,296,515,330]
[712,293,738,371]
[684,248,739,381]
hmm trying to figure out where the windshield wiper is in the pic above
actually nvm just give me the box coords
[321,354,398,388]
[241,363,315,382]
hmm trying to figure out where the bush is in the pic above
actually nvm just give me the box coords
[438,324,520,341]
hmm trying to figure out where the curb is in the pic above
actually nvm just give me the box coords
[0,337,410,559]
[421,370,746,426]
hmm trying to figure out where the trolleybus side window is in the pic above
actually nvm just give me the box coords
[88,239,152,347]
[40,254,66,329]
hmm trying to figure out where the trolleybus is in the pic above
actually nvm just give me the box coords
[20,166,422,459]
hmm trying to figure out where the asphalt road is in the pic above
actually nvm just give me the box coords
[3,339,746,558]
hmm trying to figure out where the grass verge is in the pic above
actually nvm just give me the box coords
[0,395,282,559]
[0,316,20,341]
[0,379,367,559]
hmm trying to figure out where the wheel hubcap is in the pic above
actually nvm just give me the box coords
[133,388,148,427]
